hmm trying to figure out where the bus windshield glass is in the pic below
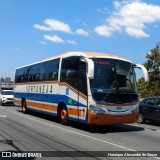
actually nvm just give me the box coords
[90,58,138,103]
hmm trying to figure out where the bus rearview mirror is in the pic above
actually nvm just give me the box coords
[83,58,94,79]
[134,64,149,82]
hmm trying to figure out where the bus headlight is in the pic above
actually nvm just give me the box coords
[90,105,105,114]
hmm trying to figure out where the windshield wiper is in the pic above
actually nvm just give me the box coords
[104,64,119,99]
[110,63,120,93]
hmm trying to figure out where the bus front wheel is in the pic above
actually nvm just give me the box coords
[59,106,68,125]
[22,99,28,114]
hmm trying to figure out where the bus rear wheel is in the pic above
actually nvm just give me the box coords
[59,106,68,125]
[22,99,27,114]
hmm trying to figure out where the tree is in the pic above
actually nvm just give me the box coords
[138,43,160,97]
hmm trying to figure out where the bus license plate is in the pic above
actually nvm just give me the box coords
[115,116,123,120]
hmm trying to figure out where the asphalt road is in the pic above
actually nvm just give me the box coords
[0,105,160,160]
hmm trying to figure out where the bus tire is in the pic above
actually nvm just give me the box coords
[22,99,28,114]
[59,105,68,125]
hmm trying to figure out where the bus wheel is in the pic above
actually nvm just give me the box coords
[59,106,68,125]
[22,99,27,114]
[137,112,145,123]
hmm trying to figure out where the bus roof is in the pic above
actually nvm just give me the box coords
[16,51,132,69]
[44,51,131,62]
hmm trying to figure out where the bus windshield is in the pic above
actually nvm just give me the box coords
[90,58,138,104]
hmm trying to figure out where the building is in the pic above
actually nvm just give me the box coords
[0,77,13,90]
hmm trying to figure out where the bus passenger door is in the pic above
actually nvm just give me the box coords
[61,56,84,121]
[78,61,88,123]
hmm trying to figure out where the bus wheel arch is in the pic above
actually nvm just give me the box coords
[22,98,28,114]
[57,102,68,125]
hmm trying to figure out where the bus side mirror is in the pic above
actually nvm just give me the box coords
[80,57,94,79]
[86,58,94,79]
[134,64,149,82]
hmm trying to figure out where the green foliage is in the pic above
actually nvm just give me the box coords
[138,43,160,98]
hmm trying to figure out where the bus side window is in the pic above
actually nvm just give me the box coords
[53,72,57,80]
[44,58,59,81]
[61,56,79,90]
[79,70,87,95]
[61,68,67,80]
[36,75,40,81]
[32,75,36,81]
[28,76,31,82]
[21,76,24,82]
[78,61,87,94]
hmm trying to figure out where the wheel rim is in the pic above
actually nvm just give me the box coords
[61,109,67,121]
[22,106,25,112]
[22,101,26,112]
[138,113,143,123]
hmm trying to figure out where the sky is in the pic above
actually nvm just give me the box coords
[0,0,160,80]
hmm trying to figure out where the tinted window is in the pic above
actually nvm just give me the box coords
[60,56,87,95]
[78,61,87,95]
[156,98,160,107]
[15,58,60,83]
[61,56,79,89]
[144,98,155,106]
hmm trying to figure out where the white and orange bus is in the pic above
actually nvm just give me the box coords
[14,52,148,125]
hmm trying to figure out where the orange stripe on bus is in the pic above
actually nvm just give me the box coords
[68,108,79,116]
[28,102,83,118]
[14,98,85,118]
[14,99,21,105]
[27,101,57,112]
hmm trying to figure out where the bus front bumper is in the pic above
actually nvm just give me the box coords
[87,111,139,125]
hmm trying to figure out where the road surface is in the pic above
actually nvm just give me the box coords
[0,105,160,160]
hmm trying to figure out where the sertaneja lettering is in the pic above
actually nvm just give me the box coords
[26,85,53,94]
[50,85,53,93]
[46,85,48,93]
